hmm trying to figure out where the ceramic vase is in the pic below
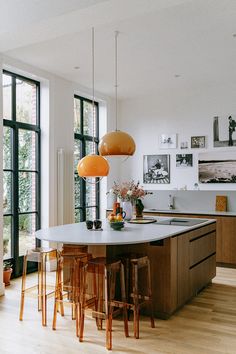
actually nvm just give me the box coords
[122,201,133,220]
[135,199,144,218]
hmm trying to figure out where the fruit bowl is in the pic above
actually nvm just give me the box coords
[110,221,124,230]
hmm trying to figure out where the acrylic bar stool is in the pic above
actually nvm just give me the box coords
[52,251,92,336]
[79,257,129,351]
[19,248,57,326]
[129,255,155,339]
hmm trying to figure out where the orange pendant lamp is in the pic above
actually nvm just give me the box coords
[98,31,136,157]
[77,28,109,178]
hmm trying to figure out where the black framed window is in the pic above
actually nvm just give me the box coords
[2,70,40,276]
[74,95,100,222]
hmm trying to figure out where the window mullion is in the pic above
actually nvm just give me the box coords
[74,95,100,222]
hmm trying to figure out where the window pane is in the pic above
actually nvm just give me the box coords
[3,216,12,259]
[3,171,12,214]
[86,207,96,221]
[19,214,36,256]
[74,98,81,134]
[83,101,97,136]
[19,129,36,170]
[3,74,12,120]
[74,174,81,208]
[85,140,96,155]
[19,172,36,212]
[16,78,37,124]
[86,182,96,207]
[3,126,12,169]
[74,139,81,173]
[75,209,82,223]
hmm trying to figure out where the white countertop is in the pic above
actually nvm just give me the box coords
[36,217,216,246]
[144,209,236,216]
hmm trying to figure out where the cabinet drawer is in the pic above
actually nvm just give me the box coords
[190,254,216,296]
[189,231,216,267]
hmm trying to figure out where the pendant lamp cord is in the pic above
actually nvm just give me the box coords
[92,27,96,154]
[83,27,102,184]
[115,30,119,131]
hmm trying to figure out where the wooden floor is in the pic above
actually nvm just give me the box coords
[1,267,236,354]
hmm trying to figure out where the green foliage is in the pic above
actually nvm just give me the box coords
[3,260,13,271]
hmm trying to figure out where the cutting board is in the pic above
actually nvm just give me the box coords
[128,217,157,224]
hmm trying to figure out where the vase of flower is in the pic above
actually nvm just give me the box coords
[122,201,133,220]
[135,198,144,218]
[107,180,152,221]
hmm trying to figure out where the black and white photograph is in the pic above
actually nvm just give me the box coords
[159,134,177,149]
[143,154,170,184]
[213,115,236,147]
[191,136,206,148]
[199,152,236,183]
[176,154,193,168]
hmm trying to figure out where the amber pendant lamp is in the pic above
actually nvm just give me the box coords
[77,28,109,178]
[98,31,136,157]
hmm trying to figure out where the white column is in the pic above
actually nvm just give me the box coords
[0,57,5,295]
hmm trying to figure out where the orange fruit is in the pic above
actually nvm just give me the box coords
[108,213,115,222]
[116,214,123,221]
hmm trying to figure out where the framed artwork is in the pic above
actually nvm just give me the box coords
[198,152,236,183]
[159,134,177,149]
[180,141,188,149]
[176,154,193,168]
[213,115,236,147]
[143,154,170,184]
[191,136,205,148]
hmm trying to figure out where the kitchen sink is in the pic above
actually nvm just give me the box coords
[156,218,207,227]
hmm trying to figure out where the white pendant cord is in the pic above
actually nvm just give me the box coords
[115,30,118,132]
[92,27,96,154]
[82,27,103,184]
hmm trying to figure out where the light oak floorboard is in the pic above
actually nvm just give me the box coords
[0,267,236,354]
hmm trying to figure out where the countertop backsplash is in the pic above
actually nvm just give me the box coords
[142,190,236,213]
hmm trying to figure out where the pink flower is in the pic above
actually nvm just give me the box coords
[107,180,152,202]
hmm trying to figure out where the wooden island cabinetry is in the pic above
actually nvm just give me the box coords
[108,222,216,319]
[144,211,236,265]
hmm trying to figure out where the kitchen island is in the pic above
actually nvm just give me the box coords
[143,208,236,266]
[36,216,216,319]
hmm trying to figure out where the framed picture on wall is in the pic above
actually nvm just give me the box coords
[213,115,236,147]
[191,136,206,148]
[143,154,170,184]
[159,134,177,149]
[176,154,193,168]
[198,152,236,183]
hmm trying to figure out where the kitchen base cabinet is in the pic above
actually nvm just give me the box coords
[108,222,216,319]
[145,212,236,265]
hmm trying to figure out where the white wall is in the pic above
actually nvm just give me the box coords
[119,82,236,191]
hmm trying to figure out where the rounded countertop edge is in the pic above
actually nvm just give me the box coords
[35,219,216,245]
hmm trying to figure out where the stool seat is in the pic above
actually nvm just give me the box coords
[79,257,129,350]
[119,253,155,339]
[26,248,56,262]
[52,251,92,336]
[19,248,57,327]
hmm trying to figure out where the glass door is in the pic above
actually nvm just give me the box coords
[2,71,40,277]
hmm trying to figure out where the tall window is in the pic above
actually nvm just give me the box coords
[74,95,99,222]
[2,70,40,276]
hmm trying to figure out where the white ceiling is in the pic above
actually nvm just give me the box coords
[1,0,236,99]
